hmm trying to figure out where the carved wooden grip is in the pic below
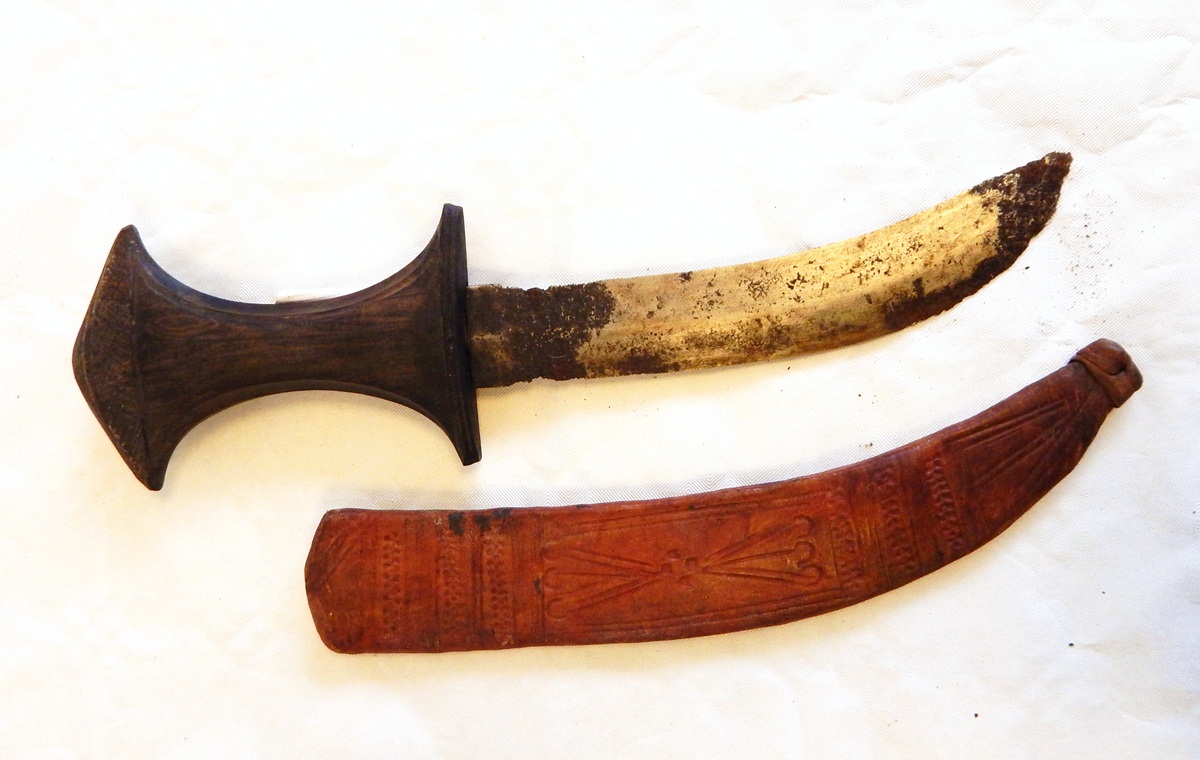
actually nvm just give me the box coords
[73,205,480,489]
[305,339,1141,653]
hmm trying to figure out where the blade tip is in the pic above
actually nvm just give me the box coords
[972,151,1072,264]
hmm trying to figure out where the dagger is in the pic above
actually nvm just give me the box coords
[73,153,1070,489]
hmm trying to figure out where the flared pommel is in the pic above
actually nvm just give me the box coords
[73,205,480,489]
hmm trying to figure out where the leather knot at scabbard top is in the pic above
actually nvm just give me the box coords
[305,338,1141,654]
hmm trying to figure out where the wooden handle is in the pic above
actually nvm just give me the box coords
[73,204,480,490]
[305,339,1141,653]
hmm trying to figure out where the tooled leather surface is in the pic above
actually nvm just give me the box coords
[306,341,1134,653]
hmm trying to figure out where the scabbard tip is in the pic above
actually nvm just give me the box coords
[1071,339,1142,408]
[305,510,375,654]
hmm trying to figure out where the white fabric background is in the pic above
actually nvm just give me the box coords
[2,1,1197,757]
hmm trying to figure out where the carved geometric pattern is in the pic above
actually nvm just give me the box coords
[480,529,516,646]
[378,529,407,642]
[545,519,822,615]
[437,523,474,645]
[540,494,851,636]
[871,460,920,581]
[947,399,1072,519]
[924,455,968,558]
[827,512,868,595]
[305,342,1137,652]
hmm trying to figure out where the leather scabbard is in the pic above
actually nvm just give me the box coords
[305,339,1142,653]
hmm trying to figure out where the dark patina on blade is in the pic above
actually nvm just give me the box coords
[73,154,1070,489]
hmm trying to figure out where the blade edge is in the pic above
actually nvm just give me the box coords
[466,153,1070,387]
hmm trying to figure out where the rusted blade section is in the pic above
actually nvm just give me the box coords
[467,153,1071,387]
[306,339,1140,653]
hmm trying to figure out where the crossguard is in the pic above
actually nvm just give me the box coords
[73,205,480,489]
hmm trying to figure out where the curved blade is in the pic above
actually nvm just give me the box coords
[467,153,1071,386]
[305,339,1141,653]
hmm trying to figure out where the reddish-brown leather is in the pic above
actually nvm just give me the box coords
[305,339,1141,653]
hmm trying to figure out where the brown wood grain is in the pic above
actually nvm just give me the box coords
[305,339,1141,653]
[73,156,1070,490]
[72,205,480,490]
